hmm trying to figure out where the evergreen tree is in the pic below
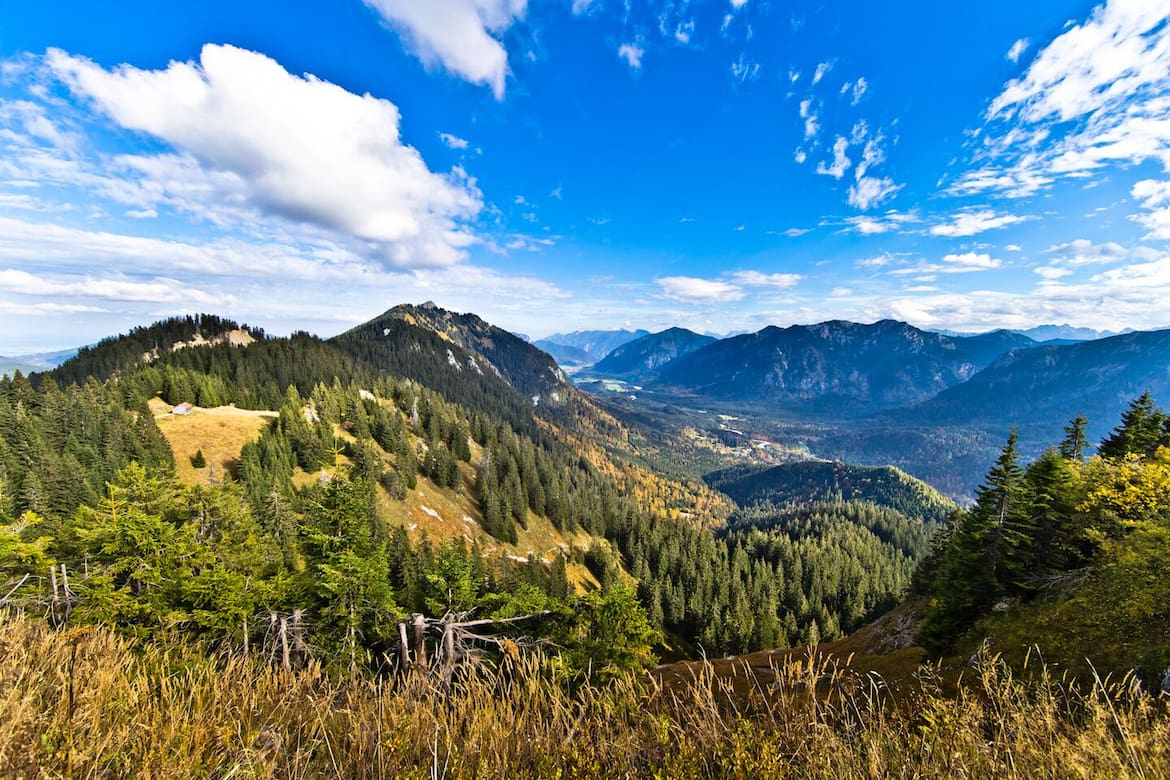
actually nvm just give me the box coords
[1099,392,1167,459]
[1060,415,1089,461]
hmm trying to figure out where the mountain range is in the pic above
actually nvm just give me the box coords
[631,321,1036,415]
[585,327,717,381]
[534,329,650,367]
[0,348,77,377]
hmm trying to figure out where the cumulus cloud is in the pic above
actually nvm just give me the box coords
[618,43,645,69]
[1131,178,1170,238]
[362,0,526,99]
[929,209,1028,237]
[46,44,481,268]
[811,119,900,210]
[657,275,744,303]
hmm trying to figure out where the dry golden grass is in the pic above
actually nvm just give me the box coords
[1,612,1167,779]
[151,398,277,486]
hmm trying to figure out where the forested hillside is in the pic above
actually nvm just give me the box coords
[1,308,940,675]
[914,396,1170,679]
[649,320,1035,414]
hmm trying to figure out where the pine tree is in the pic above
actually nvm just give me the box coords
[1099,391,1167,459]
[1060,415,1089,461]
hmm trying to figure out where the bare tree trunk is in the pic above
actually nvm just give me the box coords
[268,612,279,666]
[398,621,411,669]
[279,616,290,671]
[412,613,428,669]
[442,620,456,682]
[59,564,72,623]
[49,565,60,625]
[291,609,306,665]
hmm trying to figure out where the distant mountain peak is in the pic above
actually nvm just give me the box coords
[340,302,571,405]
[586,327,717,381]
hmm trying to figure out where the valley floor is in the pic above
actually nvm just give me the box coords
[1,613,1166,779]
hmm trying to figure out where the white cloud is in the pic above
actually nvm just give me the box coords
[885,252,1002,276]
[816,136,850,179]
[46,44,481,268]
[618,43,644,69]
[831,287,853,296]
[929,209,1028,237]
[1006,38,1030,64]
[0,216,376,281]
[439,132,470,150]
[1131,178,1170,238]
[812,61,832,85]
[842,77,867,105]
[571,0,596,14]
[657,275,744,303]
[942,252,1002,271]
[0,300,107,316]
[1034,265,1073,279]
[793,148,807,164]
[848,176,900,210]
[731,55,760,83]
[954,1,1170,198]
[842,211,918,235]
[124,208,157,219]
[854,133,885,179]
[1044,238,1140,265]
[856,253,896,269]
[674,21,695,44]
[362,0,526,99]
[731,270,802,288]
[799,98,819,139]
[989,3,1168,124]
[0,267,230,305]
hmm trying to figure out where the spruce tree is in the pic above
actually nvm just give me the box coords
[1059,415,1089,461]
[1099,391,1167,459]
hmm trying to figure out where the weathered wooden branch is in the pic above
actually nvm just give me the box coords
[398,610,553,680]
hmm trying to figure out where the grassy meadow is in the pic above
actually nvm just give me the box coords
[1,613,1166,779]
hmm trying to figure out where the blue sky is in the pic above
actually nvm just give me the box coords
[1,0,1169,351]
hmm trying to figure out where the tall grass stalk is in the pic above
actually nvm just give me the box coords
[0,614,1166,778]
